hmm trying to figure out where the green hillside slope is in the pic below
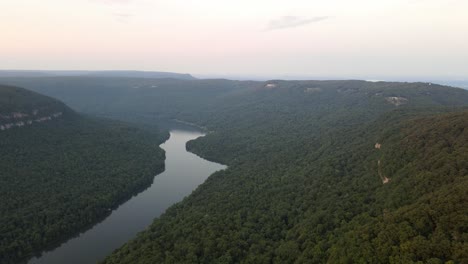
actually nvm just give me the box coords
[328,111,468,263]
[0,77,254,121]
[99,81,468,264]
[0,85,168,264]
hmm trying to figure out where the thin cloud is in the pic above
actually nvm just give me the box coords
[265,16,329,31]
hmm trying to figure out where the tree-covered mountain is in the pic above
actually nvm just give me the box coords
[0,85,168,264]
[102,109,468,264]
[1,78,467,263]
[0,84,67,118]
[82,79,466,264]
[0,77,254,122]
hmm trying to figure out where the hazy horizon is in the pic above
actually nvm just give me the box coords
[2,0,467,78]
[1,69,467,84]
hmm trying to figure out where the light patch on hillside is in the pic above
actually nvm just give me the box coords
[386,96,408,106]
[305,87,322,93]
[264,83,278,89]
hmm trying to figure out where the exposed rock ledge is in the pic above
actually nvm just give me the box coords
[0,112,63,131]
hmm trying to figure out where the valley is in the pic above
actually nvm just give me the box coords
[29,126,225,264]
[2,1,467,262]
[1,79,467,263]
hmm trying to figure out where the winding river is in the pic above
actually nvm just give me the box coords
[29,124,226,264]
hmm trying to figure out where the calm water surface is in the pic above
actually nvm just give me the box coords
[29,126,226,264]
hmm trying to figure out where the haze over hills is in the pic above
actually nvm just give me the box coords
[0,70,195,80]
[0,84,168,264]
[1,77,467,263]
[1,76,467,120]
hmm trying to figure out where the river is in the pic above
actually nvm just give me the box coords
[28,125,226,264]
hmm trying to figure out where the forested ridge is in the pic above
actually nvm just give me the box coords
[328,111,468,263]
[0,84,65,114]
[96,80,467,264]
[1,79,467,263]
[0,85,168,264]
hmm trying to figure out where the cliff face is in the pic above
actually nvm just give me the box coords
[0,110,63,131]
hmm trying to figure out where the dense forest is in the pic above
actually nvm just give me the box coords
[0,85,168,264]
[1,79,467,263]
[102,109,468,264]
[91,80,466,264]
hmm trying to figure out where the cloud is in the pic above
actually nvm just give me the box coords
[265,16,329,31]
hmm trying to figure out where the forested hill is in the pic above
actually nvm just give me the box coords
[0,85,168,264]
[327,110,468,263]
[94,80,467,264]
[0,85,71,131]
[103,109,468,264]
[0,84,66,113]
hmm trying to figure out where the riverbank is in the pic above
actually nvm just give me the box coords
[28,128,226,264]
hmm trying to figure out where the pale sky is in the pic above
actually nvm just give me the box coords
[1,0,468,78]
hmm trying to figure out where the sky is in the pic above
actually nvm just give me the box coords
[1,0,468,79]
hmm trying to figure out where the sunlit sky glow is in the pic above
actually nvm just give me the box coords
[1,0,467,78]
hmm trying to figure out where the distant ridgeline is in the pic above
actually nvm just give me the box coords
[0,70,196,80]
[0,84,167,264]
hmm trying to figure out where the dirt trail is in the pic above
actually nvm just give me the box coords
[375,143,390,184]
